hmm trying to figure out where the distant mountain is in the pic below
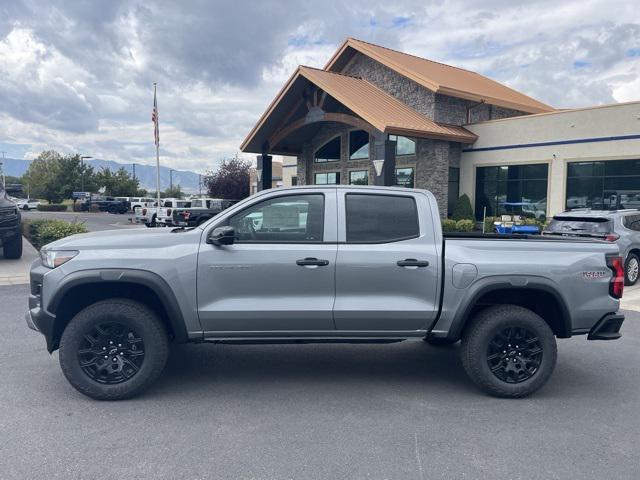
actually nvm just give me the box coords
[0,157,202,193]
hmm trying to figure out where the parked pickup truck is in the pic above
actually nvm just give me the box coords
[156,199,191,226]
[172,198,237,227]
[0,184,22,259]
[25,186,625,400]
[79,196,128,214]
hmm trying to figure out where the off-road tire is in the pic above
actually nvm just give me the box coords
[624,253,639,286]
[2,235,23,259]
[59,299,169,400]
[460,305,557,398]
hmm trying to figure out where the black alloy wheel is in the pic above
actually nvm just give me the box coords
[486,327,543,384]
[78,322,145,385]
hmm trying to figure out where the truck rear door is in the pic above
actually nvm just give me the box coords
[334,190,440,331]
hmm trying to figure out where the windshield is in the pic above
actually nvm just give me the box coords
[545,216,612,234]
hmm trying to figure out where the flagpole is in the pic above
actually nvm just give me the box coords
[154,83,161,212]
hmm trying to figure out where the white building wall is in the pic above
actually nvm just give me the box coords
[461,101,640,217]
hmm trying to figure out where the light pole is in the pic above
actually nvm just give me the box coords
[169,169,174,192]
[79,155,92,192]
[0,151,6,188]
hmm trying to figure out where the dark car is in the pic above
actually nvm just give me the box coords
[79,195,128,214]
[0,184,22,259]
[171,198,237,227]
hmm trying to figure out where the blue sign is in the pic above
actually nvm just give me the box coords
[72,191,90,199]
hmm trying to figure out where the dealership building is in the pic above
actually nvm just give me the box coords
[241,37,640,219]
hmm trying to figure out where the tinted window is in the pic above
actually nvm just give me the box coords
[624,215,640,232]
[349,130,369,160]
[545,217,612,235]
[228,194,324,243]
[315,137,341,163]
[346,194,419,243]
[349,170,368,185]
[315,172,340,185]
[566,159,640,210]
[389,135,416,156]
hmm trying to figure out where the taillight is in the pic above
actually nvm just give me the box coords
[142,208,147,215]
[183,212,190,219]
[605,233,620,242]
[606,255,624,299]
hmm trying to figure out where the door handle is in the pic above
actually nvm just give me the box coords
[397,259,429,267]
[296,257,330,266]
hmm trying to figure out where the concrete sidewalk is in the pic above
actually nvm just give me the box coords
[0,237,38,286]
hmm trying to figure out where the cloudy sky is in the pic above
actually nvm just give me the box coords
[1,0,639,173]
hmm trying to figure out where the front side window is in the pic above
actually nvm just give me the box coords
[315,172,340,185]
[346,194,419,243]
[389,135,416,156]
[394,167,414,188]
[349,170,368,185]
[228,194,324,243]
[314,136,341,163]
[349,130,369,160]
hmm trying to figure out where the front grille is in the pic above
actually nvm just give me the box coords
[0,207,17,218]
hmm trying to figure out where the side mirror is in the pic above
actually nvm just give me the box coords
[207,226,235,246]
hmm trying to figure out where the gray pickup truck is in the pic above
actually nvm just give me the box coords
[26,186,626,400]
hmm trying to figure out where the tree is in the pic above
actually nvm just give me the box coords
[204,156,251,200]
[23,150,66,203]
[95,167,140,197]
[163,185,184,199]
[452,194,474,221]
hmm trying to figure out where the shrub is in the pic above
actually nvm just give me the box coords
[484,216,498,233]
[22,219,87,250]
[37,204,68,212]
[451,194,474,221]
[442,219,457,233]
[455,219,475,232]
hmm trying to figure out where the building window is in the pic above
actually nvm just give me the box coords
[346,194,419,243]
[394,167,414,187]
[389,135,416,156]
[349,170,369,185]
[566,160,640,210]
[349,130,369,160]
[475,164,548,220]
[314,136,341,163]
[291,176,298,186]
[314,172,340,185]
[447,167,460,217]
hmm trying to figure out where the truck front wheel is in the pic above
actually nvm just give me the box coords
[460,305,557,398]
[59,299,169,400]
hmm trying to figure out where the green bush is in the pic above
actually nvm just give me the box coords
[484,216,498,233]
[442,219,457,233]
[37,204,68,212]
[22,219,87,250]
[455,219,475,232]
[451,194,474,221]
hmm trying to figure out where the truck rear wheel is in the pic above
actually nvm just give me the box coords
[2,235,23,259]
[59,299,169,400]
[460,305,557,398]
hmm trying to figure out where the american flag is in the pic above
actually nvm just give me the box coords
[152,85,159,146]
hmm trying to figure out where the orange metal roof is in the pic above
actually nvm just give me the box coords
[325,38,554,114]
[240,66,477,152]
[299,67,477,142]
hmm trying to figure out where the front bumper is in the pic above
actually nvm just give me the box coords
[0,223,20,242]
[588,313,625,340]
[25,262,58,352]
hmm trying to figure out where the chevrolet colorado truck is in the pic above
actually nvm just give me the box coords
[26,186,626,400]
[0,184,22,259]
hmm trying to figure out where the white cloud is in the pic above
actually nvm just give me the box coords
[0,0,638,173]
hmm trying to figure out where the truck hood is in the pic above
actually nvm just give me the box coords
[43,227,200,250]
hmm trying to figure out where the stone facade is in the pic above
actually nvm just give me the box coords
[294,52,527,216]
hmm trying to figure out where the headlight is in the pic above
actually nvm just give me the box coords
[40,250,79,268]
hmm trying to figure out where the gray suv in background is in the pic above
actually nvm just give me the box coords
[545,209,640,285]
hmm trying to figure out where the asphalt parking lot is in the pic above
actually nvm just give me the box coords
[1,282,639,479]
[21,209,144,232]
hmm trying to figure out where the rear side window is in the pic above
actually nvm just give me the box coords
[624,215,640,232]
[346,194,419,243]
[546,216,612,234]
